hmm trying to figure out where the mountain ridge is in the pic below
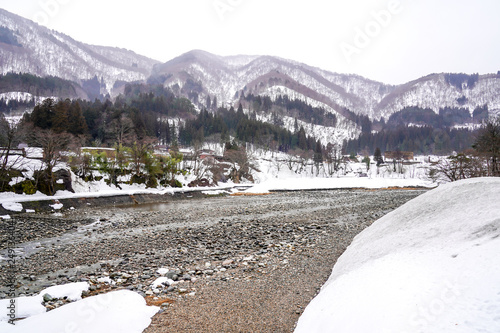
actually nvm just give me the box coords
[1,7,499,145]
[152,49,500,121]
[0,8,160,100]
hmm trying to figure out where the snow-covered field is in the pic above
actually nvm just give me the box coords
[249,151,435,193]
[294,177,500,333]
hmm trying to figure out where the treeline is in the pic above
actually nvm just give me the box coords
[386,105,488,128]
[22,86,327,153]
[445,73,479,90]
[81,75,107,101]
[344,108,372,134]
[344,125,476,155]
[178,104,322,153]
[0,72,79,98]
[0,26,22,47]
[28,98,87,136]
[344,105,489,155]
[122,83,196,117]
[0,97,36,113]
[242,94,337,127]
[18,84,198,147]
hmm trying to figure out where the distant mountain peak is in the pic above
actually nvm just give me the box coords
[0,8,160,99]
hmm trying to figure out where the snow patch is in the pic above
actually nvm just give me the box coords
[2,202,23,212]
[0,289,159,333]
[151,277,174,288]
[0,282,89,324]
[49,202,63,210]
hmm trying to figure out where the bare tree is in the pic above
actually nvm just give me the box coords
[296,149,312,175]
[391,149,404,174]
[130,139,156,177]
[110,113,135,146]
[430,152,488,182]
[223,143,259,183]
[473,116,500,176]
[271,157,286,176]
[286,150,301,173]
[324,143,343,177]
[29,128,72,195]
[0,115,24,191]
[69,151,93,181]
[431,117,500,182]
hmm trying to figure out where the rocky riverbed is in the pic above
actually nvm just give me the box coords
[0,189,426,332]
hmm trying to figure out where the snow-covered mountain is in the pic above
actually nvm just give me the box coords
[0,8,160,99]
[152,50,500,122]
[1,7,499,144]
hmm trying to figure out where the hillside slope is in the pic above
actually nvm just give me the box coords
[152,50,500,122]
[0,8,159,99]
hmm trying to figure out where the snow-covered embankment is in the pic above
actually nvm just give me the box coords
[295,177,500,333]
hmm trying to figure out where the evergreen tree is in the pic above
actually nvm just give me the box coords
[212,96,217,110]
[373,147,384,166]
[67,101,87,135]
[206,95,211,110]
[314,140,323,163]
[298,126,307,150]
[31,98,56,130]
[52,100,70,133]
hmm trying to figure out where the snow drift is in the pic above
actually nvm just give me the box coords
[0,287,159,333]
[295,177,500,333]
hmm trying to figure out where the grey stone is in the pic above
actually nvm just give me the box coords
[43,293,53,302]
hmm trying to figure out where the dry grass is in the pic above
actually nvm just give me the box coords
[230,192,272,197]
[145,296,175,307]
[362,186,431,191]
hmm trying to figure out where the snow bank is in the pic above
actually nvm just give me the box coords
[0,282,89,324]
[0,289,159,333]
[295,177,500,333]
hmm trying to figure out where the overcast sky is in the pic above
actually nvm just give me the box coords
[1,0,499,84]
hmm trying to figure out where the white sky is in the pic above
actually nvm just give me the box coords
[0,0,499,85]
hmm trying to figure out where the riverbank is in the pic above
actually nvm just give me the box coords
[0,188,426,332]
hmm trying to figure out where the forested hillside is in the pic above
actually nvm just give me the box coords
[4,79,488,156]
